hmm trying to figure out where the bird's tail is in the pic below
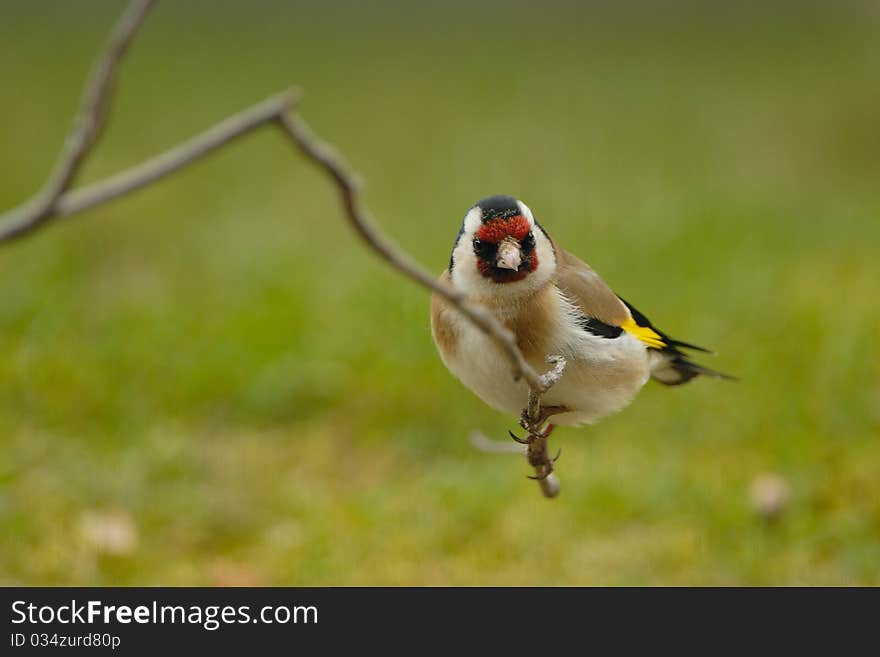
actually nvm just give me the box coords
[617,297,736,386]
[649,344,736,386]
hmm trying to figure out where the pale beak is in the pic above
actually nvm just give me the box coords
[495,239,522,271]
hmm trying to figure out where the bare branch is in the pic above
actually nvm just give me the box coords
[527,355,567,420]
[54,91,299,218]
[0,0,155,243]
[521,355,567,498]
[0,89,298,232]
[0,0,571,498]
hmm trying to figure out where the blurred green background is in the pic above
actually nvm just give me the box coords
[1,0,878,585]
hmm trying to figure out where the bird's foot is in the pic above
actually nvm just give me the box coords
[537,405,569,425]
[519,405,569,434]
[510,404,569,490]
[507,422,556,446]
[526,444,560,479]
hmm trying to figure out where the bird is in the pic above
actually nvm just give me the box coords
[430,194,732,431]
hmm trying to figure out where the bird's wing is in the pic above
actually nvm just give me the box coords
[555,246,683,350]
[555,247,661,343]
[553,246,666,344]
[554,246,732,383]
[554,247,631,327]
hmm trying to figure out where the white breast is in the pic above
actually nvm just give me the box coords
[440,288,651,426]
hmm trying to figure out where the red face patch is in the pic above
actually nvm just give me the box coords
[475,215,531,243]
[472,214,539,284]
[476,259,529,283]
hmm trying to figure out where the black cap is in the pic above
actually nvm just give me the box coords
[474,195,521,222]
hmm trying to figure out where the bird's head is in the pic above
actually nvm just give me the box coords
[449,195,556,299]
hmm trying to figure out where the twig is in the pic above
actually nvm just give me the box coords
[54,91,298,218]
[526,355,567,421]
[0,0,571,498]
[0,0,155,243]
[521,355,568,498]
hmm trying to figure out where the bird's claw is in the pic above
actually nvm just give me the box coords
[508,430,528,445]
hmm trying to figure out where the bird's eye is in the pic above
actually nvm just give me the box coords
[521,232,535,252]
[472,237,496,260]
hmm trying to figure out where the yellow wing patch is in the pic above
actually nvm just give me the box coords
[621,317,666,349]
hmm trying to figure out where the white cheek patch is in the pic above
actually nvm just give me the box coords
[450,206,482,286]
[517,200,536,227]
[533,227,556,271]
[516,198,555,270]
[451,241,485,291]
[462,206,483,235]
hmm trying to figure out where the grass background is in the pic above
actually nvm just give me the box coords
[1,0,878,585]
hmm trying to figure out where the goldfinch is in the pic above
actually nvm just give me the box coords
[431,195,731,428]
